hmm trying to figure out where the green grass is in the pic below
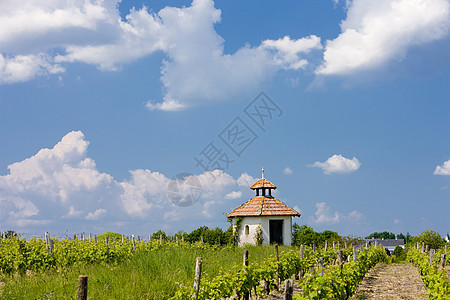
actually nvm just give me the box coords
[0,244,291,299]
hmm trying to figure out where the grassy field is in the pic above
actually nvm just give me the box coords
[0,244,290,299]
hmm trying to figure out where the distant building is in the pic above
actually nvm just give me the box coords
[363,239,405,254]
[227,169,300,246]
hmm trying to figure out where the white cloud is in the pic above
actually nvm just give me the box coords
[0,0,321,108]
[311,202,342,224]
[311,154,361,174]
[0,53,64,84]
[310,202,364,224]
[283,167,293,175]
[145,98,186,112]
[317,0,450,75]
[262,35,322,70]
[85,208,107,220]
[293,205,303,215]
[0,131,260,232]
[237,173,257,187]
[394,219,401,225]
[225,191,242,199]
[434,160,450,175]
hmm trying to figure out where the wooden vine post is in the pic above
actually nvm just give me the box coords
[275,244,280,290]
[324,240,328,252]
[243,249,249,266]
[296,244,304,280]
[243,250,249,300]
[429,249,434,266]
[440,254,446,268]
[284,279,294,300]
[353,246,357,262]
[77,275,88,300]
[49,239,54,256]
[319,257,324,277]
[337,250,344,269]
[192,257,202,300]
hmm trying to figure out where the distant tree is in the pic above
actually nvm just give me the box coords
[366,231,395,239]
[292,224,320,246]
[321,230,340,242]
[151,230,168,241]
[405,232,412,244]
[223,225,234,245]
[412,230,445,250]
[185,226,227,245]
[173,230,188,241]
[186,226,208,243]
[396,233,405,240]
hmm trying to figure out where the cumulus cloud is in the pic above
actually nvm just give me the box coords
[310,202,364,224]
[283,167,293,175]
[262,35,322,70]
[237,173,258,187]
[225,191,242,199]
[317,0,450,75]
[0,0,321,109]
[0,131,256,232]
[311,154,361,174]
[434,160,450,175]
[85,208,107,220]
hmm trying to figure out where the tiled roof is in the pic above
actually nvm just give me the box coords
[363,239,405,247]
[227,196,300,217]
[250,179,277,189]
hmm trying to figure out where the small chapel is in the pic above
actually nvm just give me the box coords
[227,169,300,246]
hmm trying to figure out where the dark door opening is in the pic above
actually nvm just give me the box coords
[269,220,283,244]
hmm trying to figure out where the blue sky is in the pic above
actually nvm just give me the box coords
[1,0,449,239]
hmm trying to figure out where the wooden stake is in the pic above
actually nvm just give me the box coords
[429,249,433,266]
[243,250,249,267]
[312,241,316,253]
[440,254,446,268]
[193,257,202,300]
[243,250,249,300]
[337,250,343,265]
[160,234,163,246]
[77,275,88,300]
[49,239,54,256]
[275,244,279,262]
[324,240,328,252]
[333,241,335,250]
[353,246,357,262]
[319,257,324,277]
[284,279,293,300]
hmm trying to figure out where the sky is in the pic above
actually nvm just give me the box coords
[0,0,449,240]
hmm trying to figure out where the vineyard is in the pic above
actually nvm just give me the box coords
[0,233,449,299]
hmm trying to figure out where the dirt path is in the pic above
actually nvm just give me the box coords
[351,263,428,300]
